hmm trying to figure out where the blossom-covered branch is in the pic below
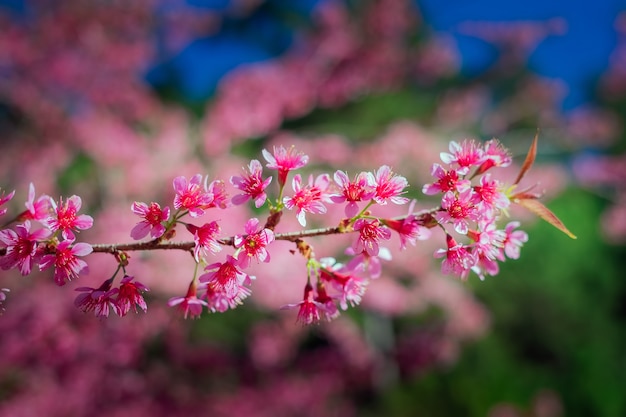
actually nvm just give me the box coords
[0,138,574,323]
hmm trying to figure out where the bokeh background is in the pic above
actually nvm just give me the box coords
[1,0,626,416]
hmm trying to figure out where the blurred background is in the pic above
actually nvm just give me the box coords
[1,0,626,416]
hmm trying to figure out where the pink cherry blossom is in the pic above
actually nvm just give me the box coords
[422,163,471,195]
[230,159,273,208]
[434,234,477,280]
[283,173,331,227]
[280,283,327,325]
[115,275,149,316]
[233,218,274,268]
[352,218,392,257]
[168,279,208,319]
[199,255,252,300]
[0,188,15,217]
[319,259,369,310]
[440,139,486,175]
[0,220,51,275]
[262,145,309,186]
[130,201,170,240]
[500,221,529,260]
[467,220,505,261]
[383,200,432,250]
[205,179,231,209]
[471,174,510,215]
[186,221,222,262]
[39,239,93,286]
[45,195,94,240]
[74,278,119,318]
[476,138,513,174]
[367,165,409,205]
[314,283,340,321]
[435,190,480,235]
[203,283,252,313]
[22,183,51,222]
[173,174,214,217]
[331,170,375,218]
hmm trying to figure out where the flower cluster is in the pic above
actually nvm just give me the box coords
[0,139,573,323]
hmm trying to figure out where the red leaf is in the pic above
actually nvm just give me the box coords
[514,131,539,185]
[515,197,577,239]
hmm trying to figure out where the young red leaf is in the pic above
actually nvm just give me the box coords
[514,131,539,185]
[514,197,577,239]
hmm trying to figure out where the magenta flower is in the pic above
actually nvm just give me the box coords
[74,278,119,318]
[233,218,274,268]
[440,139,486,175]
[345,246,392,279]
[471,174,510,215]
[230,159,273,208]
[173,174,214,217]
[115,275,149,316]
[476,139,513,174]
[319,259,369,310]
[39,239,92,286]
[199,255,252,300]
[331,170,375,218]
[283,173,331,227]
[435,190,480,235]
[352,218,392,257]
[168,279,208,319]
[280,283,326,325]
[500,221,529,260]
[262,145,309,186]
[383,200,432,250]
[205,179,231,209]
[186,221,222,262]
[0,187,15,217]
[314,283,340,321]
[23,183,51,222]
[45,195,94,240]
[203,280,252,313]
[367,165,409,206]
[467,220,505,261]
[434,235,477,280]
[130,201,170,240]
[0,220,51,275]
[422,164,471,195]
[472,253,500,281]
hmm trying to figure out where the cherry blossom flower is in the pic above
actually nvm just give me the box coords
[435,190,480,235]
[168,279,208,319]
[331,170,375,218]
[39,239,93,286]
[44,195,94,240]
[434,234,477,280]
[262,145,309,186]
[314,282,340,321]
[205,180,230,209]
[345,246,392,279]
[383,200,432,250]
[203,283,252,313]
[467,220,505,261]
[283,173,331,227]
[422,163,471,195]
[173,174,214,217]
[472,253,500,281]
[471,174,510,215]
[0,220,51,275]
[499,221,529,260]
[130,201,170,240]
[0,188,15,217]
[186,221,222,262]
[352,218,391,256]
[200,255,252,300]
[319,259,369,310]
[233,218,274,268]
[74,278,119,318]
[115,275,149,316]
[367,165,409,205]
[280,283,327,325]
[440,139,486,175]
[230,159,273,208]
[22,183,51,222]
[476,138,513,174]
